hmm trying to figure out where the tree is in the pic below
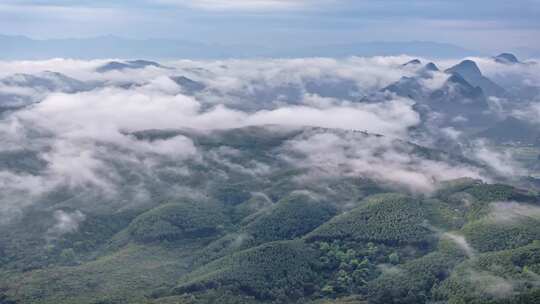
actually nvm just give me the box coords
[389,252,400,265]
[59,248,76,265]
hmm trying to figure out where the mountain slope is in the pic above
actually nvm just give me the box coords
[476,116,540,146]
[445,60,505,97]
[1,148,537,304]
[0,35,480,59]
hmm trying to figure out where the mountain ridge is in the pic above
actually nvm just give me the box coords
[0,34,482,59]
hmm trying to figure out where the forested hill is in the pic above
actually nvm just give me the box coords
[1,126,539,304]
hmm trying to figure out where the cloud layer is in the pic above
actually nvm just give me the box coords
[172,0,316,11]
[0,55,536,226]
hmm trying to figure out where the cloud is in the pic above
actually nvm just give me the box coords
[11,78,418,138]
[0,170,54,224]
[487,201,540,223]
[206,146,272,177]
[159,0,331,11]
[466,140,528,177]
[468,270,515,299]
[173,57,411,96]
[442,232,475,258]
[0,82,417,202]
[2,0,539,54]
[43,140,116,190]
[514,102,540,124]
[281,130,484,193]
[0,2,128,23]
[418,72,450,91]
[46,209,86,240]
[0,57,428,223]
[0,55,534,223]
[244,100,419,136]
[471,57,540,88]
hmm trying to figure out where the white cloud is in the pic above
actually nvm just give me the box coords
[0,170,54,224]
[471,56,540,88]
[514,102,540,124]
[160,0,330,11]
[0,57,427,222]
[46,210,86,239]
[418,71,450,91]
[468,270,515,299]
[466,140,528,177]
[1,55,533,222]
[43,140,115,191]
[282,131,484,193]
[171,56,412,95]
[13,83,418,138]
[442,232,475,258]
[488,201,540,223]
[243,99,419,136]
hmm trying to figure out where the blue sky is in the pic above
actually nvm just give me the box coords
[1,0,539,52]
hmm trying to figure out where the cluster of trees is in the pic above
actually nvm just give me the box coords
[316,241,379,296]
[168,183,540,304]
[367,249,464,304]
[128,201,227,243]
[462,217,540,252]
[175,241,321,302]
[244,193,337,244]
[465,184,530,203]
[307,194,434,246]
[433,241,540,303]
[2,173,540,304]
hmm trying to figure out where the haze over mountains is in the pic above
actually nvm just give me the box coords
[0,34,488,60]
[1,51,540,303]
[1,0,539,302]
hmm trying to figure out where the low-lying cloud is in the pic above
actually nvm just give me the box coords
[443,232,476,258]
[488,201,540,223]
[0,55,535,223]
[46,210,86,240]
[282,131,484,193]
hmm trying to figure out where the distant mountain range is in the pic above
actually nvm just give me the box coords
[0,34,484,59]
[380,58,494,127]
[445,60,506,97]
[2,40,540,304]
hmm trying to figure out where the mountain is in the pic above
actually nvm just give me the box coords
[0,34,216,60]
[445,60,483,78]
[423,62,440,72]
[383,64,436,97]
[170,76,207,95]
[445,60,505,97]
[0,71,96,109]
[494,53,520,64]
[476,116,540,146]
[1,55,540,304]
[0,34,480,59]
[1,145,538,304]
[400,59,440,74]
[384,76,425,100]
[96,60,166,73]
[382,61,491,127]
[1,71,91,93]
[426,74,490,124]
[402,59,422,67]
[430,73,486,108]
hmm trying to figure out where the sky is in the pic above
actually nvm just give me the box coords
[0,0,539,52]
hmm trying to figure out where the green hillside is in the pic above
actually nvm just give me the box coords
[1,128,539,304]
[306,194,435,246]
